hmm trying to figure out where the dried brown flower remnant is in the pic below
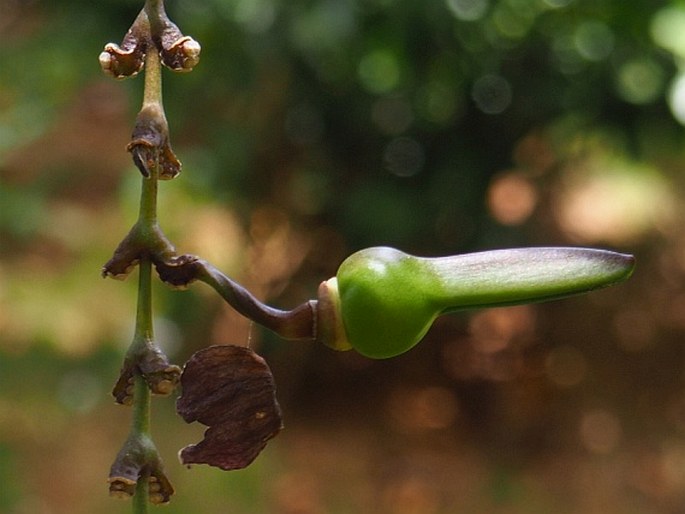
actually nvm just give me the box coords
[161,36,201,72]
[144,0,201,72]
[112,339,181,405]
[109,431,174,503]
[102,221,177,280]
[177,345,283,470]
[128,104,181,180]
[99,9,148,79]
[99,3,201,79]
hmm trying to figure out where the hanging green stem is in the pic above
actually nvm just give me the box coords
[141,31,163,111]
[144,0,165,48]
[130,40,161,514]
[104,0,195,507]
[128,43,161,366]
[117,31,177,511]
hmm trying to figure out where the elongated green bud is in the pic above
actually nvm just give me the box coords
[317,247,635,359]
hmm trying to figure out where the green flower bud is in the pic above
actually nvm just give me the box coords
[318,247,635,359]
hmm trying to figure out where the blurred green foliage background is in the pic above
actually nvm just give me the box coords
[3,0,685,512]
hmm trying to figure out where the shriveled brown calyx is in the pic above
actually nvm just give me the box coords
[112,341,181,405]
[145,0,201,72]
[176,345,283,470]
[100,2,199,181]
[99,4,200,79]
[102,221,176,280]
[127,104,181,180]
[109,431,174,504]
[99,9,148,79]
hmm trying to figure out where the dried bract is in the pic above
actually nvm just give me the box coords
[177,345,283,470]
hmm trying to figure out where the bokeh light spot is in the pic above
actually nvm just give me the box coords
[472,74,512,114]
[57,371,102,413]
[290,0,356,53]
[416,81,460,124]
[388,386,459,432]
[613,308,657,352]
[651,6,685,60]
[372,96,414,135]
[446,0,489,22]
[487,171,538,225]
[668,72,685,125]
[492,6,532,40]
[233,0,277,33]
[469,306,536,353]
[383,137,425,177]
[285,103,325,146]
[616,58,664,105]
[661,442,685,492]
[555,163,674,244]
[543,0,573,7]
[545,345,587,387]
[574,20,615,61]
[552,34,586,75]
[358,49,401,94]
[177,205,245,272]
[580,409,622,454]
[381,476,441,514]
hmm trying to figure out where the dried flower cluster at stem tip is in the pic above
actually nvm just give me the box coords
[99,3,201,79]
[100,0,197,181]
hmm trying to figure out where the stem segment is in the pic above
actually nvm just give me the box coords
[141,40,163,111]
[131,32,162,512]
[133,471,150,514]
[132,375,151,514]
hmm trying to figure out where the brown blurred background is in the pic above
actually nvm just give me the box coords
[3,0,685,512]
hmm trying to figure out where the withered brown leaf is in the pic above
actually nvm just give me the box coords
[177,345,283,471]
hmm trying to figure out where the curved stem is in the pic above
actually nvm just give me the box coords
[154,256,317,340]
[197,261,316,340]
